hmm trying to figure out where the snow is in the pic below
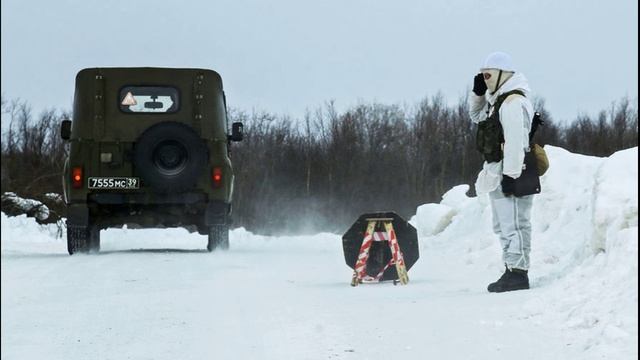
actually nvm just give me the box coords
[44,193,64,203]
[411,203,455,237]
[1,145,637,359]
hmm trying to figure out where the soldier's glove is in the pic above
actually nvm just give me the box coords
[472,73,487,96]
[501,175,516,196]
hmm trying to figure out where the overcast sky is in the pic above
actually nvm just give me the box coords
[1,0,637,124]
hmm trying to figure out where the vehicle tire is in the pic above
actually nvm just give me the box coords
[133,122,208,193]
[207,224,229,251]
[67,225,90,255]
[88,226,101,253]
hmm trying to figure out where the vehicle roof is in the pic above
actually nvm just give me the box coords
[76,67,224,90]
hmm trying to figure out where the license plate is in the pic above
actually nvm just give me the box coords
[88,177,140,189]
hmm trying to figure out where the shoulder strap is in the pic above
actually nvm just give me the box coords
[495,89,525,110]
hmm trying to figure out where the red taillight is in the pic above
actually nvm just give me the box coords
[72,167,83,189]
[212,167,222,188]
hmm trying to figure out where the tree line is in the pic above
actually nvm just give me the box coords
[1,95,637,234]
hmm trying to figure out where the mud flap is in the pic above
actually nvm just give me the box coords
[204,201,230,226]
[66,204,89,227]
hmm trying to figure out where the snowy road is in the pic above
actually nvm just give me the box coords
[2,146,637,360]
[0,226,587,360]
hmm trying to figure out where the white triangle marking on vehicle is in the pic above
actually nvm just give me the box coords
[121,92,137,106]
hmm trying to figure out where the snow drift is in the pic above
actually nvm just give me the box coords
[412,145,638,358]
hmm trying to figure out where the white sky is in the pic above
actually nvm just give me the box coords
[1,0,638,124]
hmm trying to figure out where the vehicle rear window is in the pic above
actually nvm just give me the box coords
[119,86,179,113]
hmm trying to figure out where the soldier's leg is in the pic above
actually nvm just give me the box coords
[491,189,534,270]
[489,188,511,260]
[504,195,533,270]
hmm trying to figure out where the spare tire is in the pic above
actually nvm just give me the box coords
[134,122,208,193]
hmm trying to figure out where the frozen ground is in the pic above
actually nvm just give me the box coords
[1,146,637,360]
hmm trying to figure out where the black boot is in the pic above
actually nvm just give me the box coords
[487,267,529,293]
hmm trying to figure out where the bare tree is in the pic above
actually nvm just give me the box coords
[2,96,637,234]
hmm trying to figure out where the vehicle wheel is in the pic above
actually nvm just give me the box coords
[67,225,90,255]
[207,224,229,251]
[133,122,208,193]
[88,226,101,253]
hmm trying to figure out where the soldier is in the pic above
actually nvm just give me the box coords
[469,52,536,292]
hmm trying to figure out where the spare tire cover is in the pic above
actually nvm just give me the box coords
[134,122,208,192]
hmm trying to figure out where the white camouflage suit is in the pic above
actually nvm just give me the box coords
[469,60,535,271]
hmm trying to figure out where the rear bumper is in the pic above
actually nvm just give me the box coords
[88,191,206,204]
[66,193,230,230]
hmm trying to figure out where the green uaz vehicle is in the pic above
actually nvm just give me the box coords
[60,67,243,255]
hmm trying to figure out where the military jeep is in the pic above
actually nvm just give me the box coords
[60,67,243,255]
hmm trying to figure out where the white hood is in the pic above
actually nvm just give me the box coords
[486,72,532,104]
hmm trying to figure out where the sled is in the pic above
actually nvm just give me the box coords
[342,212,419,286]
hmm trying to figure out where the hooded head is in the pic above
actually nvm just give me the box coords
[480,51,515,95]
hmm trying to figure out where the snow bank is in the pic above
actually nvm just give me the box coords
[591,147,638,252]
[413,145,638,357]
[410,185,475,238]
[1,212,65,255]
[412,203,455,237]
[1,212,62,242]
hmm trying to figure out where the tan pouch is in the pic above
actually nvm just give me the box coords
[532,143,549,176]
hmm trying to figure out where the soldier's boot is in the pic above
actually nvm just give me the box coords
[487,266,529,293]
